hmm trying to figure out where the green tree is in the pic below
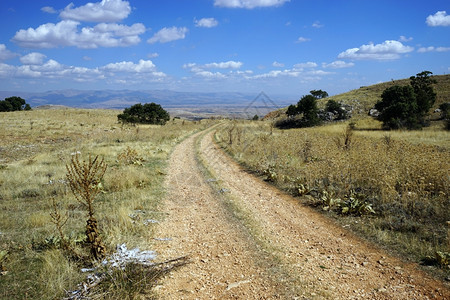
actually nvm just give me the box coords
[375,71,437,130]
[0,96,31,112]
[0,100,13,112]
[375,85,419,129]
[286,104,298,117]
[410,71,436,119]
[297,94,320,126]
[118,102,170,125]
[310,89,329,99]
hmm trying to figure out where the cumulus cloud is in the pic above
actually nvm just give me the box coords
[293,62,317,69]
[41,6,57,14]
[147,27,188,44]
[194,18,219,28]
[0,44,18,61]
[0,63,17,77]
[60,0,131,22]
[272,61,284,67]
[20,52,47,65]
[204,61,243,69]
[417,46,450,53]
[253,69,300,78]
[147,52,159,58]
[183,60,244,78]
[214,0,290,9]
[12,20,145,49]
[101,59,159,73]
[399,36,413,42]
[322,60,354,69]
[0,58,166,83]
[426,11,450,27]
[338,40,414,60]
[312,21,324,28]
[296,37,310,43]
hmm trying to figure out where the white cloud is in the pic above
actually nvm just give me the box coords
[322,60,354,69]
[272,61,284,67]
[60,0,131,22]
[101,59,158,73]
[296,37,310,43]
[195,18,219,28]
[83,56,92,61]
[0,63,16,77]
[338,40,414,60]
[12,20,145,49]
[0,58,166,83]
[312,21,324,28]
[214,0,290,9]
[253,69,300,78]
[0,44,18,61]
[20,52,47,65]
[418,46,450,53]
[147,52,159,58]
[183,61,243,78]
[293,62,317,69]
[426,11,450,27]
[399,36,413,42]
[204,61,243,69]
[147,27,188,44]
[41,6,57,14]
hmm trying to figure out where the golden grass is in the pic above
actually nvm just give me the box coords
[0,108,212,299]
[216,119,449,278]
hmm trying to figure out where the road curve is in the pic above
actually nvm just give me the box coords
[152,127,449,299]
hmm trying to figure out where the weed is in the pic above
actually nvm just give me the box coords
[117,146,145,165]
[0,250,8,275]
[216,119,449,278]
[66,154,107,260]
[341,190,375,215]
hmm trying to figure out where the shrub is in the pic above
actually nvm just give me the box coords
[0,96,31,112]
[118,102,170,125]
[281,94,321,128]
[375,71,436,130]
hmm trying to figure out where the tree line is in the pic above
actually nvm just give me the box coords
[281,71,446,130]
[0,96,31,112]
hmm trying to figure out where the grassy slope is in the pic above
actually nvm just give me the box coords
[319,74,450,113]
[215,120,449,282]
[0,109,211,299]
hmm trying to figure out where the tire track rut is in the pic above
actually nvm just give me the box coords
[153,127,449,299]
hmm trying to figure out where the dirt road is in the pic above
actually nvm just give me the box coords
[152,127,449,299]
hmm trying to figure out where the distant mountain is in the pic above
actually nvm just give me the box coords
[0,89,294,119]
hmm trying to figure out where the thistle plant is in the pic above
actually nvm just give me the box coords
[66,154,107,260]
[49,197,70,251]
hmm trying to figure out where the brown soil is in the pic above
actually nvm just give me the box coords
[152,127,449,299]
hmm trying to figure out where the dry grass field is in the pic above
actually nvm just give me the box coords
[0,108,209,299]
[215,118,450,280]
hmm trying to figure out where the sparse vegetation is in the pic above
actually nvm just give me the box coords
[0,108,208,299]
[216,119,449,279]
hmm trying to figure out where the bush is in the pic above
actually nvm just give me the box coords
[118,102,170,125]
[374,71,436,130]
[0,96,31,112]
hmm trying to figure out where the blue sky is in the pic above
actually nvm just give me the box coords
[0,0,449,98]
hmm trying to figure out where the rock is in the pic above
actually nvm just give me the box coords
[369,108,380,117]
